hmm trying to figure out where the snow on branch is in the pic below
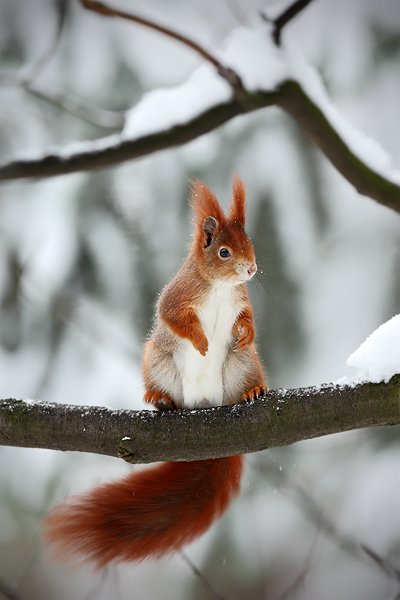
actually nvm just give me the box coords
[0,98,253,178]
[0,376,399,463]
[1,78,399,214]
[1,5,400,214]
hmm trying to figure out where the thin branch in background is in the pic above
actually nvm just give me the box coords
[251,460,363,559]
[0,579,20,600]
[79,0,245,92]
[361,544,400,581]
[79,567,118,600]
[223,0,250,26]
[180,551,228,600]
[361,545,400,600]
[20,0,68,83]
[252,460,400,590]
[261,0,316,46]
[0,248,27,310]
[25,86,125,131]
[0,74,125,130]
[0,0,124,131]
[276,533,318,600]
[18,274,139,400]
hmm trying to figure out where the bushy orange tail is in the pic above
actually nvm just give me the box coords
[44,456,243,567]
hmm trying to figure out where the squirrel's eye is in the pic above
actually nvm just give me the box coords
[219,247,230,259]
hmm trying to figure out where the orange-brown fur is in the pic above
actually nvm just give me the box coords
[44,176,266,566]
[144,175,265,408]
[44,456,244,567]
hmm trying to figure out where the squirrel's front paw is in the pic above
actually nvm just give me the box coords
[233,321,255,350]
[191,333,209,356]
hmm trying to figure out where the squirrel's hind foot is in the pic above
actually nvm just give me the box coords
[144,389,178,411]
[241,385,267,403]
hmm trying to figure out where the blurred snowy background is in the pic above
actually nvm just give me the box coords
[0,0,399,598]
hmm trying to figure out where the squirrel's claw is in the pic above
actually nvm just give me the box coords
[241,385,267,402]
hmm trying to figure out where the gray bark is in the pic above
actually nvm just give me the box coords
[0,375,399,463]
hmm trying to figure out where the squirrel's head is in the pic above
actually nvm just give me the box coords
[190,176,257,285]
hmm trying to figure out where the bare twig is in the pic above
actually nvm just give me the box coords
[0,75,125,131]
[24,85,125,131]
[276,534,318,600]
[79,568,115,600]
[223,0,250,25]
[253,461,364,560]
[180,551,227,600]
[80,0,244,91]
[362,545,400,599]
[0,376,399,462]
[361,544,400,581]
[22,0,68,82]
[0,0,124,131]
[0,578,20,600]
[4,0,68,90]
[261,0,316,46]
[255,461,400,590]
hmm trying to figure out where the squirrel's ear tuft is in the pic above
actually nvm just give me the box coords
[190,180,225,237]
[229,175,246,225]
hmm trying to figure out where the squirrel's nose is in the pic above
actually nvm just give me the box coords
[247,263,257,277]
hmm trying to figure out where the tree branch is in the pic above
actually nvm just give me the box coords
[1,4,399,214]
[0,578,20,600]
[0,96,255,179]
[80,0,245,91]
[361,544,400,581]
[1,80,399,214]
[255,460,400,586]
[180,551,227,600]
[276,81,400,214]
[22,0,68,83]
[262,0,316,46]
[0,76,125,131]
[0,376,398,463]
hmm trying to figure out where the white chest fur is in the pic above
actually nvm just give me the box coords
[176,282,239,408]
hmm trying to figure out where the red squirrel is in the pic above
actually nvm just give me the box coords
[44,176,266,567]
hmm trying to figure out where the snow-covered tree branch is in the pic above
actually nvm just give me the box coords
[1,1,399,215]
[1,376,399,462]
